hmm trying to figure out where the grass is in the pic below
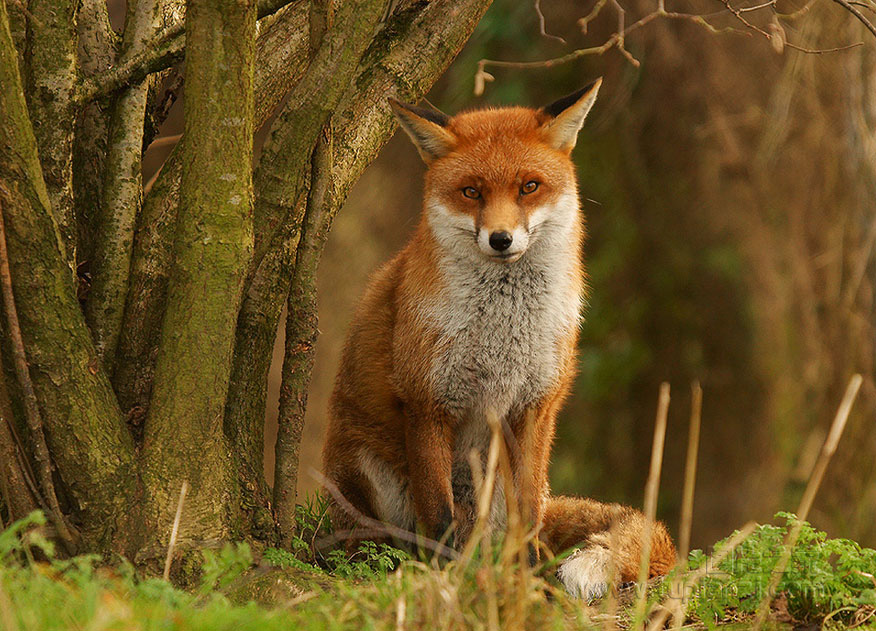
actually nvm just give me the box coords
[1,505,875,631]
[1,377,870,629]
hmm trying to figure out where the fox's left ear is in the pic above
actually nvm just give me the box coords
[539,78,602,152]
[388,98,456,164]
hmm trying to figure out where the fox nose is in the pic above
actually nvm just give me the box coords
[489,231,513,252]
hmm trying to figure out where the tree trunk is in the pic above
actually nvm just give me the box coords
[112,2,311,434]
[139,0,257,554]
[0,0,139,553]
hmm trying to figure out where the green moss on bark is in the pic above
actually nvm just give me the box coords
[140,0,258,551]
[0,0,139,553]
[113,4,311,431]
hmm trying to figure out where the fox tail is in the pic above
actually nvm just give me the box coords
[541,495,677,601]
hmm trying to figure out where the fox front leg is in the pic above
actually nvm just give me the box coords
[510,397,561,532]
[404,406,455,543]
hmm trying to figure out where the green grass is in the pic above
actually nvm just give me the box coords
[1,506,875,630]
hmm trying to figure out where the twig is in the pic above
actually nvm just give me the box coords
[0,187,75,549]
[476,0,862,89]
[830,0,876,38]
[163,480,189,581]
[310,468,459,560]
[610,0,641,67]
[677,381,702,563]
[721,0,865,53]
[634,382,671,627]
[534,0,566,44]
[578,0,609,34]
[752,374,863,630]
[848,0,876,14]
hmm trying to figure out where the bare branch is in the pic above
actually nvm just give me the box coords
[274,124,333,544]
[114,0,311,435]
[85,0,165,372]
[534,0,566,44]
[830,0,876,38]
[477,0,864,87]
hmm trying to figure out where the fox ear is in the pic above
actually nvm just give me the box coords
[388,98,455,164]
[539,78,602,152]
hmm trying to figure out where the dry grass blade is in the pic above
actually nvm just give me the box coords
[633,382,670,627]
[678,381,702,563]
[163,480,189,581]
[752,374,863,630]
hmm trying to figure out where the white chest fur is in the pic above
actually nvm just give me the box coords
[422,195,582,422]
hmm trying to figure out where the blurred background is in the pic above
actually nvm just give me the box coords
[140,0,876,551]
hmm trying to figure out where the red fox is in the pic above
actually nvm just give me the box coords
[322,79,675,599]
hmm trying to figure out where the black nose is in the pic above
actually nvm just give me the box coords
[489,231,513,252]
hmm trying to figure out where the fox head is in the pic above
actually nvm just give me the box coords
[389,79,601,263]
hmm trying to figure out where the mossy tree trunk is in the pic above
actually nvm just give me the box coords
[139,0,257,555]
[0,0,492,562]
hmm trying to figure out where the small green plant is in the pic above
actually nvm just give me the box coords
[262,492,411,579]
[199,542,254,593]
[685,512,876,627]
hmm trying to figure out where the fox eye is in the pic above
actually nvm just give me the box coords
[521,181,539,195]
[462,187,481,199]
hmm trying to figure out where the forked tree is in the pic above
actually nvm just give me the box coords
[0,0,492,563]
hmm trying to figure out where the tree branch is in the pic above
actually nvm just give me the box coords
[72,0,120,267]
[225,0,386,538]
[830,0,876,38]
[25,0,79,268]
[76,0,305,105]
[476,0,865,88]
[274,124,333,544]
[249,0,387,266]
[84,0,165,373]
[224,0,494,535]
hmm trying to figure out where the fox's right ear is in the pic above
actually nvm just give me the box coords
[389,99,456,164]
[539,78,602,153]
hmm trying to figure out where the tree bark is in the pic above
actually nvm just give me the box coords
[73,0,119,268]
[0,0,139,552]
[24,0,79,268]
[249,0,385,264]
[140,0,257,551]
[0,368,38,523]
[113,2,311,433]
[85,0,163,372]
[274,126,332,543]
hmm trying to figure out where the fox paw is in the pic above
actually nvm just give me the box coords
[557,544,611,602]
